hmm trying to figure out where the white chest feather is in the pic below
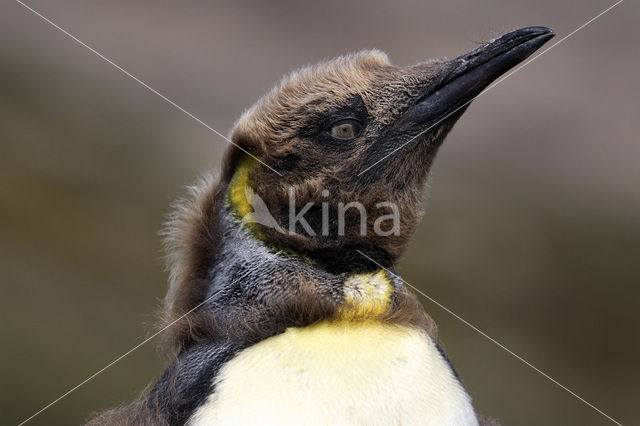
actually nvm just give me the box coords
[188,321,478,426]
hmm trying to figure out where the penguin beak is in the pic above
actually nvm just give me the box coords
[357,26,554,179]
[392,26,555,137]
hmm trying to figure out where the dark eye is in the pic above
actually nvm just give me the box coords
[328,119,362,140]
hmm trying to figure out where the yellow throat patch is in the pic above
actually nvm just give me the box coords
[227,155,263,236]
[227,155,257,218]
[340,270,393,320]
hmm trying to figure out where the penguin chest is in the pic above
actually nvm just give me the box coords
[188,321,478,426]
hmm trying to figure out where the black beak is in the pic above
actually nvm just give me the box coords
[357,26,554,179]
[396,26,555,135]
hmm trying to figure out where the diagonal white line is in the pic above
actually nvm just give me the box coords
[14,0,282,177]
[11,0,626,425]
[356,250,622,425]
[485,0,624,95]
[357,0,624,177]
[17,290,222,426]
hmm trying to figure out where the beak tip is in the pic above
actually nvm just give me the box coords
[514,26,556,43]
[498,27,555,49]
[523,25,555,35]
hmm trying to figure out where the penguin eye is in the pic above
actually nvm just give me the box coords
[327,119,362,140]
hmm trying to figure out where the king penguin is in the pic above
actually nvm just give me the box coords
[88,27,553,426]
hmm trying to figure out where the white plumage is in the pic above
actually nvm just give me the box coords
[189,321,478,426]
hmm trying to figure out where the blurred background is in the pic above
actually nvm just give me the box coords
[1,0,638,424]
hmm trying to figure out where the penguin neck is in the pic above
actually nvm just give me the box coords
[198,155,410,330]
[223,155,394,275]
[177,193,436,352]
[198,206,405,323]
[214,207,395,289]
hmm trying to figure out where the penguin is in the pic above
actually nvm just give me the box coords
[88,27,553,426]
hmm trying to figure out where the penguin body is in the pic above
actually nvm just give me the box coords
[88,27,554,425]
[189,322,475,426]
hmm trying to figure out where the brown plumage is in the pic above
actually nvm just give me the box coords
[88,27,553,425]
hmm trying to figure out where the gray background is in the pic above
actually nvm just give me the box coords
[1,0,638,424]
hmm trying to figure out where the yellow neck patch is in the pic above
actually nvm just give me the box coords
[227,155,263,236]
[227,154,257,218]
[340,270,393,320]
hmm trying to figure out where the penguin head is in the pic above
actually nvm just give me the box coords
[224,27,553,271]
